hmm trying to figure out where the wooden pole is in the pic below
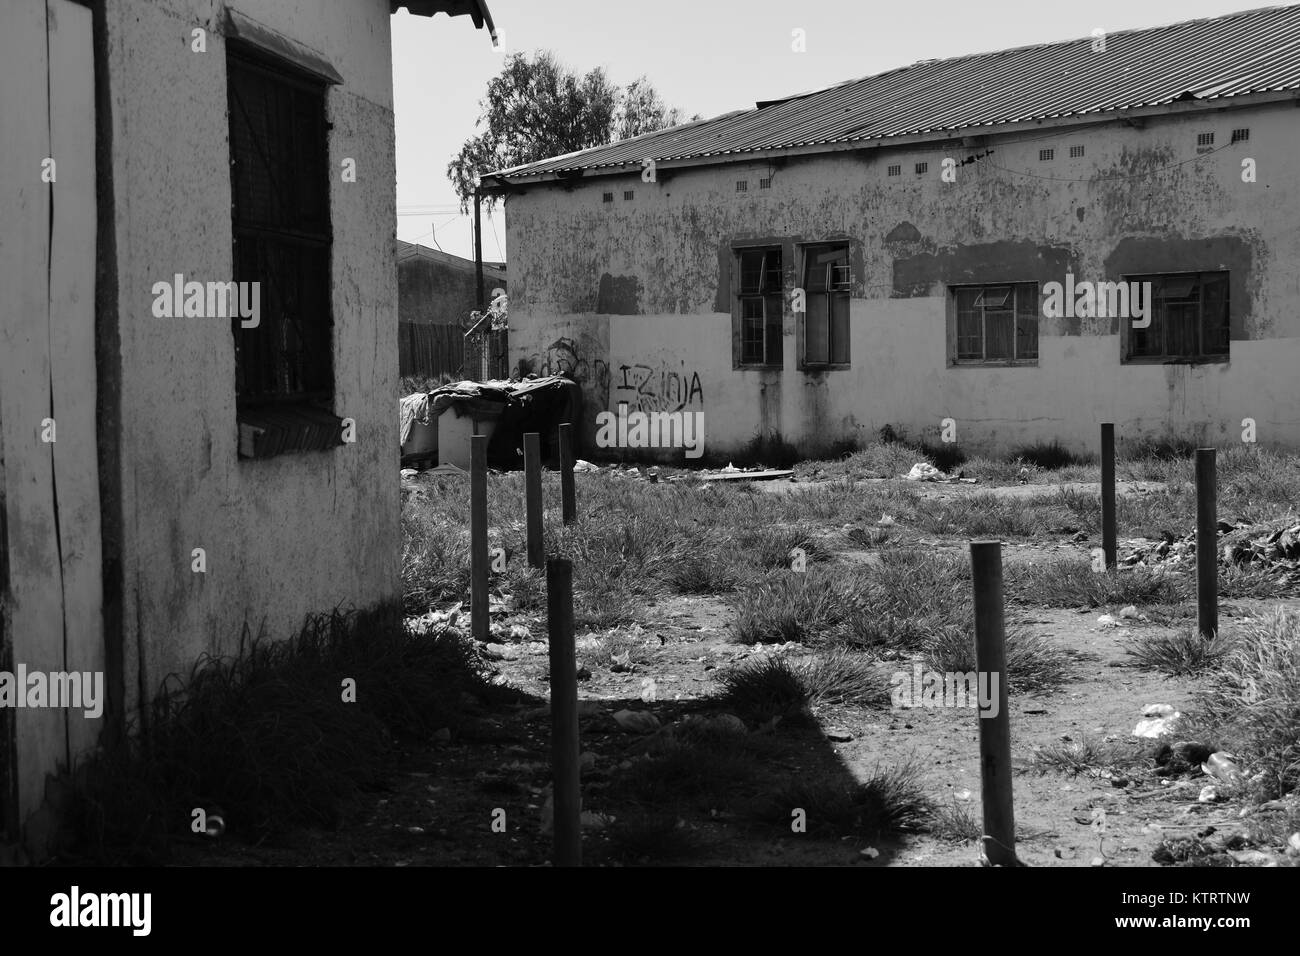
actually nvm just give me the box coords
[1196,448,1218,640]
[470,435,489,642]
[1101,423,1117,570]
[559,422,577,526]
[547,558,581,867]
[524,432,544,568]
[970,540,1016,867]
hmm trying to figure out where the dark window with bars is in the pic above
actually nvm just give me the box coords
[887,164,901,176]
[802,245,850,366]
[1070,145,1085,158]
[914,162,928,174]
[227,49,332,406]
[737,248,783,367]
[953,283,1039,364]
[1124,272,1229,362]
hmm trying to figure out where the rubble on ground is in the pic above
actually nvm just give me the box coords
[1119,515,1300,582]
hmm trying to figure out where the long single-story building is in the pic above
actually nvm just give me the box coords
[485,4,1300,462]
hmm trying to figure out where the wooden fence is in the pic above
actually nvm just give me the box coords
[399,322,463,380]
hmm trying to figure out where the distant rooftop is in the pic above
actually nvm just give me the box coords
[397,240,505,275]
[485,4,1300,186]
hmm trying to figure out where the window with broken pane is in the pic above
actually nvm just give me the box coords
[228,48,333,405]
[1125,272,1229,362]
[737,247,783,366]
[952,283,1039,364]
[802,244,850,367]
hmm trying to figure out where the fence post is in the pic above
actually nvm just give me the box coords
[470,435,489,642]
[547,558,581,867]
[970,540,1016,867]
[559,423,577,526]
[1101,423,1117,570]
[524,432,544,568]
[1196,448,1218,639]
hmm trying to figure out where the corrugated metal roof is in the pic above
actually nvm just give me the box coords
[486,4,1300,184]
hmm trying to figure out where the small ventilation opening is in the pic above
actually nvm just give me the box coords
[623,190,634,201]
[914,161,928,174]
[887,164,901,176]
[1231,128,1250,143]
[736,180,748,192]
[759,177,772,189]
[602,192,613,203]
[1197,131,1215,146]
[1039,148,1054,161]
[1069,145,1085,158]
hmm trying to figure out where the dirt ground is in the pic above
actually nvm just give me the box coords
[174,469,1297,867]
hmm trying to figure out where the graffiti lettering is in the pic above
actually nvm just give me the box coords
[614,361,704,413]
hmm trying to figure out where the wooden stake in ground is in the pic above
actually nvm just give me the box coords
[524,432,544,568]
[470,435,489,642]
[970,540,1016,867]
[547,558,581,867]
[558,422,576,526]
[1196,447,1218,639]
[1101,423,1117,570]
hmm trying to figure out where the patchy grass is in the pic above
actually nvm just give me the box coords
[1008,559,1187,608]
[1125,628,1236,677]
[1028,736,1150,776]
[928,798,983,844]
[1184,608,1300,799]
[923,626,1072,694]
[755,762,932,837]
[67,606,520,864]
[714,650,891,722]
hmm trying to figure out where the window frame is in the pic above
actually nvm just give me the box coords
[1121,271,1230,365]
[227,41,342,459]
[799,242,852,370]
[734,245,785,369]
[948,281,1040,367]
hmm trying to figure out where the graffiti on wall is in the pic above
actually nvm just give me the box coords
[520,336,611,399]
[613,361,705,413]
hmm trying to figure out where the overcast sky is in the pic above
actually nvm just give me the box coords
[391,0,1266,262]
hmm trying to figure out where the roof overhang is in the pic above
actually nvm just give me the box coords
[391,0,497,45]
[482,87,1300,192]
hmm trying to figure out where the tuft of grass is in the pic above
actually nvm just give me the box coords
[923,626,1071,693]
[1185,608,1300,799]
[1009,558,1187,608]
[756,762,931,836]
[1028,735,1149,776]
[1014,440,1089,470]
[730,571,863,645]
[1125,628,1236,677]
[714,650,891,721]
[928,798,983,844]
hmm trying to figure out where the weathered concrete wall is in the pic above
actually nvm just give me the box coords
[0,0,105,847]
[506,101,1300,459]
[398,244,506,326]
[100,0,400,724]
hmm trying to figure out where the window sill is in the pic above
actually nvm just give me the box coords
[237,404,346,460]
[799,363,852,372]
[949,360,1039,368]
[1122,355,1229,366]
[737,363,784,371]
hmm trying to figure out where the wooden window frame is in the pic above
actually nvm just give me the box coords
[799,243,852,370]
[735,246,784,369]
[1122,271,1230,364]
[948,282,1040,367]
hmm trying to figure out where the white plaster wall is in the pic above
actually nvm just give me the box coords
[507,100,1300,459]
[103,0,399,720]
